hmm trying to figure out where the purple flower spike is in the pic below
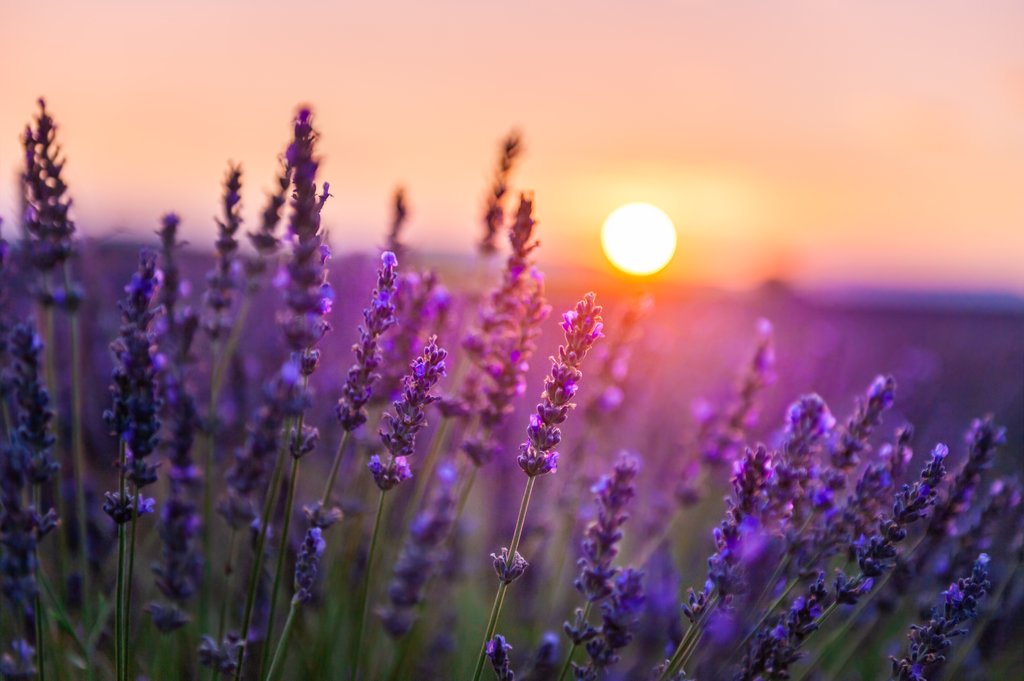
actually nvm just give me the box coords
[575,452,640,602]
[371,336,447,491]
[485,634,516,681]
[336,251,400,431]
[517,293,603,477]
[292,527,327,604]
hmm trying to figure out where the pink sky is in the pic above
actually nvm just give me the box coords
[2,0,1023,292]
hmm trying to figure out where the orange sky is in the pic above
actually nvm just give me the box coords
[2,0,1023,292]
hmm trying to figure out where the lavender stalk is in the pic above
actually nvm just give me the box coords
[470,292,603,681]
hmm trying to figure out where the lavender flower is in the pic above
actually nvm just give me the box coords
[577,568,646,679]
[480,131,522,255]
[21,98,80,309]
[697,318,776,465]
[378,465,458,637]
[0,324,59,611]
[203,164,243,340]
[277,107,332,367]
[461,196,551,466]
[486,634,516,681]
[517,293,603,477]
[370,336,447,491]
[336,251,399,431]
[0,639,35,680]
[103,249,163,510]
[890,554,991,681]
[150,215,202,628]
[683,445,773,623]
[763,394,834,530]
[385,186,408,262]
[293,527,326,604]
[925,416,1005,541]
[220,362,306,528]
[852,442,948,581]
[244,157,288,288]
[575,452,639,602]
[583,295,652,421]
[375,269,449,406]
[6,323,58,484]
[735,574,828,681]
[825,426,914,563]
[199,634,244,676]
[829,374,896,472]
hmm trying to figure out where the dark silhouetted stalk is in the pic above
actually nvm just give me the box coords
[353,489,387,681]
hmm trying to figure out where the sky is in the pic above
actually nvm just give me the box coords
[2,0,1023,292]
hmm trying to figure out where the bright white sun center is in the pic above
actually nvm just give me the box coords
[601,203,677,276]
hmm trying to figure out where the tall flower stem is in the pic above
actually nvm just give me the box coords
[124,483,140,681]
[64,262,91,617]
[31,486,47,681]
[114,440,127,681]
[556,600,592,681]
[352,489,387,681]
[319,431,351,508]
[200,298,252,641]
[471,475,537,681]
[264,599,300,681]
[259,453,303,678]
[657,593,719,681]
[215,527,239,640]
[233,418,292,681]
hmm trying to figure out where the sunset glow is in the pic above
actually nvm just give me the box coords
[601,203,677,276]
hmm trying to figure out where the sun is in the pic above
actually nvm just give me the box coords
[601,203,677,276]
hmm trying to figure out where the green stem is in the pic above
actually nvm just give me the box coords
[200,299,250,642]
[216,528,239,641]
[353,489,387,681]
[319,430,351,507]
[63,264,91,621]
[471,475,537,681]
[232,419,291,681]
[259,455,302,678]
[199,338,222,643]
[556,601,592,681]
[125,485,139,681]
[658,593,719,681]
[265,599,300,681]
[115,441,127,681]
[32,485,46,681]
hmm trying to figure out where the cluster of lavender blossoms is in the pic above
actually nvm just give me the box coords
[103,250,163,522]
[1,323,59,611]
[148,214,202,632]
[336,251,399,432]
[378,464,458,636]
[203,165,244,340]
[517,292,603,478]
[889,554,991,681]
[369,336,447,490]
[20,98,80,310]
[276,107,333,373]
[2,100,1021,681]
[458,195,551,467]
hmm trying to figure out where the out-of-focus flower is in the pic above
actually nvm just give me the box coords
[378,465,458,637]
[479,131,522,256]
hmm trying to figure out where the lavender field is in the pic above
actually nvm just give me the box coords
[0,102,1021,681]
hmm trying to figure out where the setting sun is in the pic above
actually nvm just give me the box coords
[601,202,678,276]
